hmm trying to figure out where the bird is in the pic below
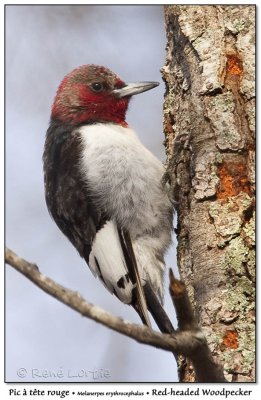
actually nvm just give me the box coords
[43,64,174,333]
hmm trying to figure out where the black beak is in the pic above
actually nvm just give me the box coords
[113,81,159,98]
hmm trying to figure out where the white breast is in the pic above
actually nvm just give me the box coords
[78,123,167,235]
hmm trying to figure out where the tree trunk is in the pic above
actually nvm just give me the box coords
[162,5,255,382]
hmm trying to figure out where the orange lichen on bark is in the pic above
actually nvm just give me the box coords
[223,53,243,92]
[222,330,238,349]
[217,161,250,200]
[226,54,243,76]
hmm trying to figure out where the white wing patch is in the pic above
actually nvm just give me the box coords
[88,220,134,303]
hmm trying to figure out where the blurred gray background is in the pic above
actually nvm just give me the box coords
[6,5,178,382]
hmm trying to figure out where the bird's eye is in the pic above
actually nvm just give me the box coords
[90,82,104,92]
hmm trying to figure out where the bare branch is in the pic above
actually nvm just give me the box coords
[5,247,203,355]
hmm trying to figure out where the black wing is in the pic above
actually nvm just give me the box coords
[43,121,105,263]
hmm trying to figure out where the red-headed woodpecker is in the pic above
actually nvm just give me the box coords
[43,65,174,331]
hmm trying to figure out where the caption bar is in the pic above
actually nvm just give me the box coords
[8,387,254,399]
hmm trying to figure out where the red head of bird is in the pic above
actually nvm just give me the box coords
[51,64,159,127]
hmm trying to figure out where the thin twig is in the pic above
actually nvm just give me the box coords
[169,269,198,331]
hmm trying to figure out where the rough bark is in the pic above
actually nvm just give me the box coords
[162,5,255,382]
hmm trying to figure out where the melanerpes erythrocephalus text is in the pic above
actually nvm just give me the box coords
[43,64,174,331]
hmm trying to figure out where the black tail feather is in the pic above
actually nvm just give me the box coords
[117,228,175,334]
[144,282,178,363]
[144,283,175,334]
